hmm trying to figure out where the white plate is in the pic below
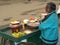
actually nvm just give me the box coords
[23,19,29,24]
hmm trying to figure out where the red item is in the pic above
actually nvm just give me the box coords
[29,17,35,20]
[11,25,20,33]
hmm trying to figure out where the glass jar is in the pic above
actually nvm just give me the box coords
[10,20,20,33]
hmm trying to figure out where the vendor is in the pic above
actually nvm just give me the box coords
[39,2,58,45]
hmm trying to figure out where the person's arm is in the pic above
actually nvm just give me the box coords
[38,13,55,30]
[39,20,53,30]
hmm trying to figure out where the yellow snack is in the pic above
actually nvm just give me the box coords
[19,32,25,37]
[12,32,20,38]
[11,32,25,38]
[29,20,34,23]
[16,29,19,33]
[10,20,19,24]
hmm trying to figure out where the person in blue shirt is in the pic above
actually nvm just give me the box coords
[38,2,58,45]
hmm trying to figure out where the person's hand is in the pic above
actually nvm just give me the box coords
[21,21,25,31]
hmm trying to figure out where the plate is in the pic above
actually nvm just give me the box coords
[27,22,39,27]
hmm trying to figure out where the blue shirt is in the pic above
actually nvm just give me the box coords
[38,11,58,44]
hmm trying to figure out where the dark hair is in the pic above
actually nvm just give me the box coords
[47,2,56,11]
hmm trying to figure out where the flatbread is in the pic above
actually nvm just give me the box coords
[23,30,32,34]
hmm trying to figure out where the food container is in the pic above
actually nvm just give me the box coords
[10,20,20,33]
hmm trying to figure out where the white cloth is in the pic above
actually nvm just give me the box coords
[14,39,27,45]
[57,5,60,14]
[20,39,27,42]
